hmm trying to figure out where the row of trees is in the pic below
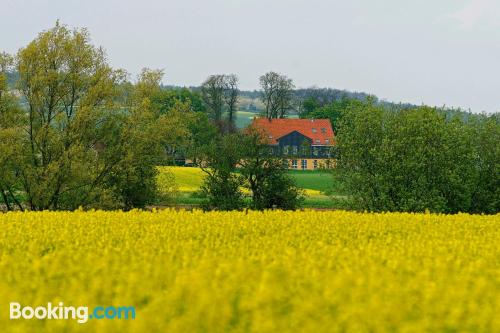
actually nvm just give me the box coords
[2,22,497,213]
[0,22,304,211]
[199,71,297,131]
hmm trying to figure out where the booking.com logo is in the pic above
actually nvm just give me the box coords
[10,302,135,324]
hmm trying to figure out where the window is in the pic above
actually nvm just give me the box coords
[283,145,289,155]
[301,145,309,156]
[292,145,298,155]
[325,139,330,144]
[321,128,326,133]
[268,135,273,139]
[301,159,307,170]
[313,160,318,169]
[313,147,319,156]
[291,160,298,169]
[315,139,321,144]
[312,128,317,133]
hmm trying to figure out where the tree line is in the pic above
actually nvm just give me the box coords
[303,99,498,214]
[1,22,498,213]
[0,23,303,211]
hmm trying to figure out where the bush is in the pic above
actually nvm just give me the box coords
[337,101,499,213]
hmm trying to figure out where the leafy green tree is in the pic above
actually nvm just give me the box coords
[109,68,193,209]
[182,110,218,164]
[335,99,386,210]
[337,100,498,213]
[301,97,365,133]
[239,128,304,210]
[470,115,500,213]
[0,23,180,210]
[152,87,205,114]
[0,52,25,210]
[13,23,129,210]
[199,134,245,211]
[302,97,320,115]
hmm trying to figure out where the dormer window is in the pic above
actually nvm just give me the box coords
[325,139,330,144]
[315,139,321,144]
[268,135,273,139]
[321,128,326,133]
[312,128,317,133]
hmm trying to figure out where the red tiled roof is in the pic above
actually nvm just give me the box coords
[250,118,335,145]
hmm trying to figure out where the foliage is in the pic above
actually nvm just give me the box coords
[198,130,304,211]
[239,128,304,210]
[469,115,500,213]
[300,96,366,133]
[0,210,498,332]
[11,23,129,210]
[337,101,499,213]
[0,24,182,210]
[151,87,205,114]
[0,53,25,210]
[199,134,246,211]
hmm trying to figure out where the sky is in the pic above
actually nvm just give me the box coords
[2,0,499,113]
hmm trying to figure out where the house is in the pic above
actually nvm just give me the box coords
[250,118,335,170]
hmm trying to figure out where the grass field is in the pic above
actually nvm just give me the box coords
[235,111,259,129]
[1,210,498,332]
[158,166,342,208]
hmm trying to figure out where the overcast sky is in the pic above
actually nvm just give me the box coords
[2,0,499,112]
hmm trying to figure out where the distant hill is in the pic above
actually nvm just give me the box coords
[157,84,498,125]
[8,76,494,123]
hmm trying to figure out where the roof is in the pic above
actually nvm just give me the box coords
[250,118,335,145]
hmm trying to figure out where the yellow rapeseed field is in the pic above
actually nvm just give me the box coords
[0,210,498,332]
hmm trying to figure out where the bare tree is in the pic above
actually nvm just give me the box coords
[259,71,295,119]
[223,74,239,125]
[201,74,239,132]
[201,75,225,122]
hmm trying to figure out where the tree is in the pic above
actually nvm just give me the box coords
[201,75,225,122]
[13,23,127,209]
[239,128,304,210]
[152,87,206,114]
[470,115,500,213]
[0,52,25,210]
[223,74,239,125]
[182,110,218,165]
[301,97,364,134]
[201,74,239,132]
[336,100,498,213]
[198,134,245,211]
[259,71,295,119]
[2,23,171,210]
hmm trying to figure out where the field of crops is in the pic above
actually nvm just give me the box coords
[158,166,341,208]
[0,210,498,332]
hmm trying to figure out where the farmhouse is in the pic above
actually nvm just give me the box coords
[250,118,335,170]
